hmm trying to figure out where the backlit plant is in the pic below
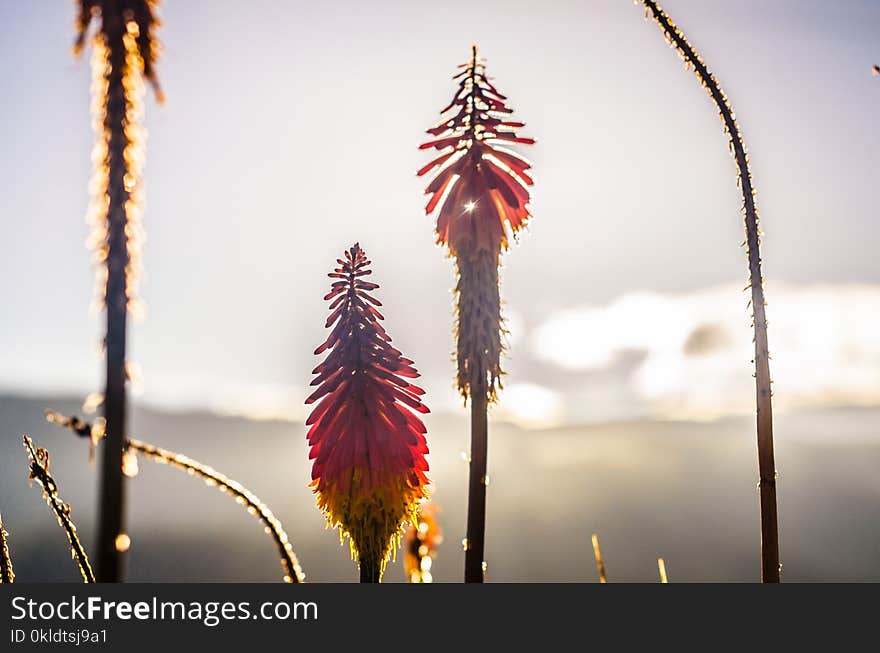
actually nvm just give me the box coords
[306,244,431,582]
[419,45,534,582]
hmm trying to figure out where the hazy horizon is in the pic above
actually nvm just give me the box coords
[2,393,879,583]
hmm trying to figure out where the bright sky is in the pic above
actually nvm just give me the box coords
[1,0,878,425]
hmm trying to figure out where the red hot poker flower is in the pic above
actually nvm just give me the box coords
[305,244,430,582]
[419,47,536,581]
[419,46,535,402]
[419,44,534,260]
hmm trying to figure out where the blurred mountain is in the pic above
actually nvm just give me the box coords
[1,394,878,582]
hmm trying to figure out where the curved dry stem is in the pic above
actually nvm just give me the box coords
[639,0,779,584]
[0,513,14,583]
[46,411,305,583]
[22,436,95,583]
[127,439,305,583]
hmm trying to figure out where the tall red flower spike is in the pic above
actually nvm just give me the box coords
[306,244,430,582]
[419,45,534,401]
[419,46,534,582]
[419,44,534,260]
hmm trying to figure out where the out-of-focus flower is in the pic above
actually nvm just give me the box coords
[75,1,163,581]
[404,503,443,583]
[75,0,162,97]
[305,244,431,582]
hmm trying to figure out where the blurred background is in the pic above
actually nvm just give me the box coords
[1,0,878,581]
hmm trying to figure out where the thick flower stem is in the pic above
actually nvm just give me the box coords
[97,12,131,584]
[464,386,488,582]
[641,0,779,583]
[359,558,382,583]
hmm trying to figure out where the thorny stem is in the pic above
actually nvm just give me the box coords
[640,0,780,583]
[0,513,14,583]
[46,412,305,583]
[23,436,95,583]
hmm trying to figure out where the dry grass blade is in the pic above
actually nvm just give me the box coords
[22,436,95,583]
[639,0,780,583]
[0,513,14,583]
[591,533,607,583]
[128,439,305,583]
[46,411,305,583]
[658,557,668,583]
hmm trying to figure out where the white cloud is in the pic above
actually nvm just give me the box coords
[532,282,880,420]
[494,382,564,429]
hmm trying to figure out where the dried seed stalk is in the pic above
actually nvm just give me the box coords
[23,436,95,583]
[46,412,304,583]
[0,513,14,583]
[658,557,668,583]
[591,533,608,584]
[128,439,305,583]
[639,0,780,583]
